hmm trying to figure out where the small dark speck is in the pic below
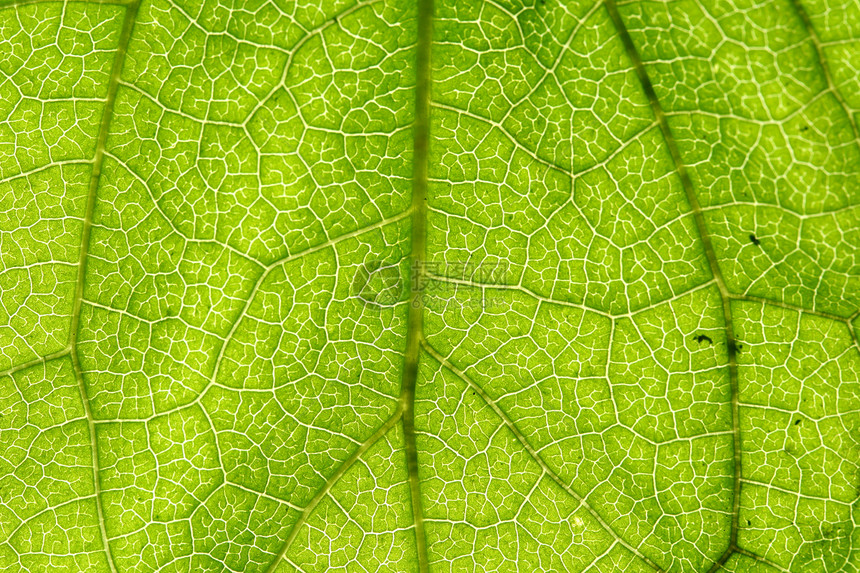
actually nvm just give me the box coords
[747,519,751,526]
[801,126,809,131]
[694,334,712,344]
[795,419,801,425]
[749,234,760,246]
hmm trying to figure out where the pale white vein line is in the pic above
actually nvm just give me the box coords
[89,209,411,425]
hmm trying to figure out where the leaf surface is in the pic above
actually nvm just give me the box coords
[0,0,857,572]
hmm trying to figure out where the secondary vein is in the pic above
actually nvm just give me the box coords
[263,408,404,573]
[68,3,141,572]
[604,1,743,571]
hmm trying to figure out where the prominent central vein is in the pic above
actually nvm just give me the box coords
[604,1,742,571]
[68,2,140,572]
[400,0,433,570]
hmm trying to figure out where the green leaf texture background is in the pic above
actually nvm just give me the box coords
[0,0,857,571]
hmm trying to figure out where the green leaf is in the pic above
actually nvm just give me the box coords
[0,0,857,572]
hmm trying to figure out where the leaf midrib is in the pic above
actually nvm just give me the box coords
[400,0,433,570]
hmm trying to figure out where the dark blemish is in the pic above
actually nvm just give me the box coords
[747,519,751,526]
[694,334,713,344]
[795,419,801,425]
[801,126,809,132]
[749,234,760,246]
